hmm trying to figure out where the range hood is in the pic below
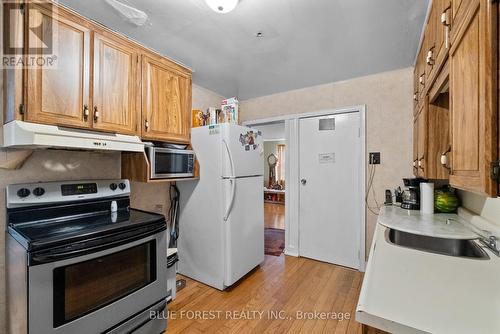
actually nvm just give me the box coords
[3,121,144,152]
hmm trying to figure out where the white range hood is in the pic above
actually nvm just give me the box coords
[3,121,144,152]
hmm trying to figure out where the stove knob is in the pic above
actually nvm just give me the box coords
[118,182,127,190]
[109,183,118,191]
[33,187,45,197]
[17,188,30,198]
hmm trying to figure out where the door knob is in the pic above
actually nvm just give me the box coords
[301,179,307,185]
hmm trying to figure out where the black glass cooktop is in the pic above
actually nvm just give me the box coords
[7,198,165,251]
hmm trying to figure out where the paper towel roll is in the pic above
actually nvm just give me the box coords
[420,182,434,214]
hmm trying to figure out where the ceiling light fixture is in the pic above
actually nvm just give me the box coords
[205,0,239,14]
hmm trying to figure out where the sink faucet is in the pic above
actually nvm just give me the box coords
[479,232,500,257]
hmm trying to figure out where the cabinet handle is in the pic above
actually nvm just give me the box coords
[83,105,89,120]
[441,7,451,49]
[418,156,425,170]
[413,159,418,169]
[426,49,434,66]
[145,120,150,130]
[413,93,418,102]
[93,106,99,122]
[440,146,451,172]
[419,74,425,85]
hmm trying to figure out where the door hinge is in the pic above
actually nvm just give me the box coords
[19,104,25,115]
[491,160,500,181]
[19,4,25,15]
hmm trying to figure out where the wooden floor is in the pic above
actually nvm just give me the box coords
[167,254,364,334]
[264,203,285,229]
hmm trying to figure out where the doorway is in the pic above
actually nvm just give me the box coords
[251,122,286,257]
[244,106,366,270]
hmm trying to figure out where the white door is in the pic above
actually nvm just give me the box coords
[222,176,264,286]
[299,112,361,269]
[221,124,264,178]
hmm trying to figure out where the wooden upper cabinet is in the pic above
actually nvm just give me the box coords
[141,54,192,143]
[412,115,419,176]
[25,4,91,129]
[417,39,427,100]
[449,0,498,196]
[427,63,451,180]
[417,103,428,178]
[427,0,451,81]
[92,32,138,135]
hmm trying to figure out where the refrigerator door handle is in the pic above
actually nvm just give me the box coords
[223,179,236,221]
[222,139,235,177]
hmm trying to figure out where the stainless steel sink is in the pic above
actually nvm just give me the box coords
[386,228,489,259]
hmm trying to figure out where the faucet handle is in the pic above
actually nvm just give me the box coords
[489,236,497,248]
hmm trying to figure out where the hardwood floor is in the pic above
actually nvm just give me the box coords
[264,203,285,229]
[167,255,364,334]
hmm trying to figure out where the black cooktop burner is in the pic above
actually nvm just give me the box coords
[7,197,166,252]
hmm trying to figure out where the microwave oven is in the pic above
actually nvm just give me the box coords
[146,146,195,179]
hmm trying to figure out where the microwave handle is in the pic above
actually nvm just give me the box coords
[223,178,236,222]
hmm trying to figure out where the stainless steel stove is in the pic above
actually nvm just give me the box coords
[6,180,168,334]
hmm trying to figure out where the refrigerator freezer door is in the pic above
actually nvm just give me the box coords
[221,124,264,178]
[222,176,264,287]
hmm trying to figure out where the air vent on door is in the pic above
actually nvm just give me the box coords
[319,118,335,131]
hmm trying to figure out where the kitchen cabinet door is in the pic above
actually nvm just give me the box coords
[424,10,436,82]
[428,93,450,180]
[412,116,419,176]
[417,37,427,101]
[428,0,451,82]
[25,3,91,129]
[417,104,428,178]
[141,54,192,143]
[413,68,419,113]
[449,0,498,196]
[92,32,139,135]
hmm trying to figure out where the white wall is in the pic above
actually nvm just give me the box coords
[253,122,286,141]
[240,68,414,256]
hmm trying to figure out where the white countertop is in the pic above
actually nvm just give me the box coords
[356,206,500,334]
[378,206,478,239]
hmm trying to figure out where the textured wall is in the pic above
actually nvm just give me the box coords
[0,83,224,331]
[240,68,415,255]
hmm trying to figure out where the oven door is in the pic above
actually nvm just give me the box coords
[149,147,195,179]
[28,230,167,334]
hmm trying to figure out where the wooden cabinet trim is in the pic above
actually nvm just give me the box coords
[449,0,480,53]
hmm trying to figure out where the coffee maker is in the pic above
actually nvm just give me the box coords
[401,178,426,210]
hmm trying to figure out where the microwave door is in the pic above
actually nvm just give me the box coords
[150,148,195,179]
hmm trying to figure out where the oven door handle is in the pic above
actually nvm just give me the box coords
[30,224,166,265]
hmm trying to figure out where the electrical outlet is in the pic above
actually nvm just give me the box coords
[369,152,381,165]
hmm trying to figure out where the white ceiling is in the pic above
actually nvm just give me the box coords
[59,0,429,100]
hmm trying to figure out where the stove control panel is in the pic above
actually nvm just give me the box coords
[6,179,130,208]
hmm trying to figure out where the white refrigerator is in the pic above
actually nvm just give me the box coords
[177,123,264,290]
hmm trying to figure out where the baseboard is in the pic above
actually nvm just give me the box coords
[284,248,299,257]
